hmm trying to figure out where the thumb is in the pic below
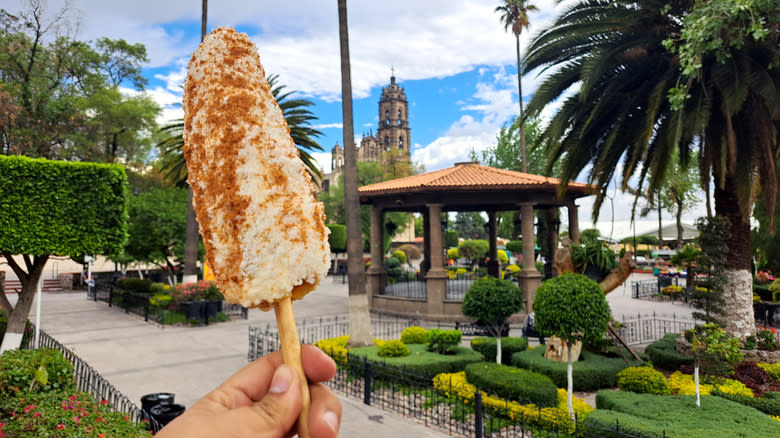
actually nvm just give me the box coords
[243,364,302,437]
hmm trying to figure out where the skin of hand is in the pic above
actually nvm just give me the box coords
[155,345,341,438]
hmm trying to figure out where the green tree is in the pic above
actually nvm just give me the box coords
[462,277,524,364]
[534,273,611,420]
[525,0,777,338]
[327,224,347,253]
[457,239,490,264]
[453,212,486,240]
[495,0,537,173]
[0,1,158,162]
[0,156,127,351]
[123,187,191,285]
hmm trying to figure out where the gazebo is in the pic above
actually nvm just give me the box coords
[358,161,593,321]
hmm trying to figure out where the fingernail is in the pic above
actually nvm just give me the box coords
[269,365,292,394]
[324,410,340,432]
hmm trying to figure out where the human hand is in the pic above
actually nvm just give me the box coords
[155,345,341,438]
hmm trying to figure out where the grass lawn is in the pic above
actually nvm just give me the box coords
[348,343,484,379]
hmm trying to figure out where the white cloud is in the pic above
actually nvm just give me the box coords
[312,123,343,130]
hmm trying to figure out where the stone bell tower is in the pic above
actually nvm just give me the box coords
[375,74,411,159]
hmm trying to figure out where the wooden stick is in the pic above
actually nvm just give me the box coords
[274,296,311,438]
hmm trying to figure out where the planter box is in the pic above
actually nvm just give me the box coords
[184,301,205,320]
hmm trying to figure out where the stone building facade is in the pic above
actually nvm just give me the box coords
[322,75,411,191]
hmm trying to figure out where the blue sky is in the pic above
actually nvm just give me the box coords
[26,0,708,239]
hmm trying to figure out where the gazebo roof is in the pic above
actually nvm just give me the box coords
[359,162,592,211]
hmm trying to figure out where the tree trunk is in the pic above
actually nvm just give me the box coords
[676,198,684,249]
[0,254,48,352]
[694,362,701,407]
[714,173,755,338]
[514,35,526,173]
[496,335,502,364]
[338,0,373,347]
[566,341,574,422]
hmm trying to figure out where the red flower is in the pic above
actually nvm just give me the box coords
[100,400,109,405]
[23,405,35,414]
[57,424,66,430]
[98,434,105,438]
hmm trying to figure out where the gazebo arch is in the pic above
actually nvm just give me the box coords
[358,161,593,321]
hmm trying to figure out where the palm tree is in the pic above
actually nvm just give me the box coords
[524,0,777,338]
[495,0,537,173]
[157,75,324,187]
[338,0,373,347]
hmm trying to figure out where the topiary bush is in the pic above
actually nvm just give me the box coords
[462,276,524,364]
[426,329,462,354]
[617,366,670,395]
[470,337,528,365]
[397,243,422,261]
[400,326,428,344]
[378,339,410,358]
[465,362,558,407]
[446,247,460,260]
[644,333,694,370]
[512,348,644,391]
[392,250,407,264]
[505,240,523,254]
[348,343,484,380]
[327,224,346,253]
[0,349,76,396]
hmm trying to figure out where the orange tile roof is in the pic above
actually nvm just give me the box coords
[359,162,592,196]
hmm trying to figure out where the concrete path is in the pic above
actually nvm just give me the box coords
[23,277,449,438]
[17,272,694,437]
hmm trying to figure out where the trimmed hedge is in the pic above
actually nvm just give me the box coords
[327,224,346,253]
[464,362,558,407]
[713,389,780,416]
[617,366,670,395]
[0,155,128,255]
[511,348,644,391]
[585,390,780,438]
[400,326,427,344]
[0,349,76,396]
[644,333,694,370]
[115,278,155,293]
[470,337,528,365]
[348,343,484,380]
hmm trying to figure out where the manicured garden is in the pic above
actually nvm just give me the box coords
[0,348,151,437]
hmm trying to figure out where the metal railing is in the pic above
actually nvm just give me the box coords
[615,312,698,345]
[630,277,683,299]
[383,279,427,299]
[24,326,163,433]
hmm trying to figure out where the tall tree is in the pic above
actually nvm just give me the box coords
[181,0,209,284]
[338,0,373,347]
[524,0,778,338]
[0,1,158,162]
[495,0,537,173]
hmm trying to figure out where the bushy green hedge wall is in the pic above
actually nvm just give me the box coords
[327,224,346,253]
[470,337,528,365]
[713,389,780,416]
[585,390,780,438]
[643,333,694,370]
[464,362,558,407]
[511,348,644,391]
[0,155,127,255]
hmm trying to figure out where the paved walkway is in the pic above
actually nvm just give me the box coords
[18,273,694,437]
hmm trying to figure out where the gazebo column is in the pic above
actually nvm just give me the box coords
[425,203,447,317]
[366,206,386,301]
[487,211,499,277]
[518,203,542,312]
[422,209,431,275]
[544,208,559,279]
[567,201,580,244]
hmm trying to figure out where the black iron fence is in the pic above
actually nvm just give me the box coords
[614,312,698,345]
[87,281,248,325]
[24,327,163,433]
[383,279,427,299]
[630,276,683,299]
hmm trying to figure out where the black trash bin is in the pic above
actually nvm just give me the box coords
[141,392,175,425]
[150,403,186,427]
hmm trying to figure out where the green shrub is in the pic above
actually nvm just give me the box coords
[398,243,422,261]
[470,337,528,365]
[511,348,643,391]
[0,349,76,396]
[445,230,459,248]
[462,277,524,345]
[348,344,484,380]
[505,240,523,254]
[644,333,694,370]
[378,340,410,358]
[115,278,154,293]
[426,329,462,354]
[392,250,407,264]
[464,362,558,407]
[447,248,460,260]
[400,326,428,344]
[327,224,346,253]
[0,391,151,437]
[497,249,508,264]
[586,390,780,438]
[713,389,780,416]
[617,366,670,395]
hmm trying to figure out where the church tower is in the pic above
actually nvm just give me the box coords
[375,74,411,158]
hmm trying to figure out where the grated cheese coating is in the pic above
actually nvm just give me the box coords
[183,27,330,310]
